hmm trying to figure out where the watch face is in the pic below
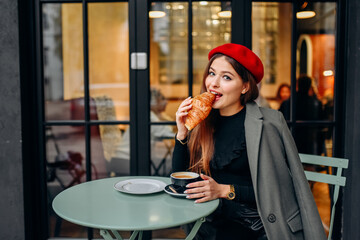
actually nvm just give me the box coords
[228,192,235,199]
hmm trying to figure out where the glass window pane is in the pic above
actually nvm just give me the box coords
[150,124,175,176]
[88,2,130,121]
[296,2,336,121]
[294,126,331,156]
[93,124,130,177]
[150,2,189,123]
[46,125,87,237]
[43,3,84,121]
[252,2,292,110]
[192,1,232,95]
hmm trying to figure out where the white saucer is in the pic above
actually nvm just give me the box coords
[114,179,166,194]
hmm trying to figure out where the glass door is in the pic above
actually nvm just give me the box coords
[41,1,132,238]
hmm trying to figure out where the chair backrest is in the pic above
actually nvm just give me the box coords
[94,96,123,162]
[299,153,349,240]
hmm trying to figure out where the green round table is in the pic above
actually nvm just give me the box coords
[52,176,219,240]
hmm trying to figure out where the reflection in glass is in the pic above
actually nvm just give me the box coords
[150,88,174,123]
[294,126,332,156]
[88,3,130,121]
[150,2,231,123]
[150,125,175,176]
[92,124,130,177]
[296,3,336,121]
[150,1,188,126]
[42,3,84,120]
[192,1,231,94]
[45,125,87,237]
[150,2,189,122]
[252,2,292,110]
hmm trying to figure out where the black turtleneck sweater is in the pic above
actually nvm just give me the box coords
[172,107,255,204]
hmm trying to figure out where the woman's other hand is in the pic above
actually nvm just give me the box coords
[175,96,192,140]
[184,174,230,203]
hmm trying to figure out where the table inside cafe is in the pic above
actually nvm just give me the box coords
[52,176,219,240]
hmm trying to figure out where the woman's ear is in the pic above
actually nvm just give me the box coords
[242,83,249,94]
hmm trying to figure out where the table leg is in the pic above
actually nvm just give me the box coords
[100,229,115,240]
[100,229,143,240]
[185,217,206,240]
[111,230,124,240]
[129,230,142,240]
[100,229,124,240]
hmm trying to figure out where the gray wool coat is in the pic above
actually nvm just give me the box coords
[244,101,326,240]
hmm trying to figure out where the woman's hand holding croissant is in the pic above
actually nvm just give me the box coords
[175,96,192,140]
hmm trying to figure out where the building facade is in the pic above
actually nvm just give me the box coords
[1,0,360,239]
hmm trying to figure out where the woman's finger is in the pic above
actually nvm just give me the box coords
[200,174,211,181]
[176,112,189,117]
[186,192,206,199]
[186,180,209,188]
[179,97,192,107]
[195,196,210,203]
[176,105,192,116]
[184,186,207,194]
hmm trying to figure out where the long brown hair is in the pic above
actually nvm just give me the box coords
[187,53,259,175]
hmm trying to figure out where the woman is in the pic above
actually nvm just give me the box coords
[172,43,326,240]
[276,83,291,108]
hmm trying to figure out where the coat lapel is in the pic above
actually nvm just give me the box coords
[244,102,263,196]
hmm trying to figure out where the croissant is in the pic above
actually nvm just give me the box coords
[185,92,215,131]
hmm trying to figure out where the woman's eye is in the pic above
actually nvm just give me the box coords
[223,75,232,80]
[209,72,215,76]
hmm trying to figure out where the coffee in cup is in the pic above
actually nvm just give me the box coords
[170,171,201,188]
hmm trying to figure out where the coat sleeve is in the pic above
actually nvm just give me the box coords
[279,112,326,240]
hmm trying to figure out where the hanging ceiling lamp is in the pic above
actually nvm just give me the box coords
[218,2,232,18]
[296,1,316,19]
[149,3,166,19]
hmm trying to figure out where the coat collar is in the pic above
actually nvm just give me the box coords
[244,101,263,196]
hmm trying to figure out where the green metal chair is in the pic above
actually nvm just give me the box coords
[299,153,349,240]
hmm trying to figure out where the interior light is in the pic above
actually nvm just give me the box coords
[323,70,334,77]
[296,1,316,19]
[199,1,208,6]
[218,11,232,18]
[149,3,166,18]
[296,11,316,19]
[149,11,166,18]
[212,19,220,25]
[218,2,232,18]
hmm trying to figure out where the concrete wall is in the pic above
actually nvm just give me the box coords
[343,0,360,239]
[0,0,25,239]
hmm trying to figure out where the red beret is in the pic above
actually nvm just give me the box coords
[208,43,264,83]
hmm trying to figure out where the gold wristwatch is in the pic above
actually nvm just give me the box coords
[226,185,235,200]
